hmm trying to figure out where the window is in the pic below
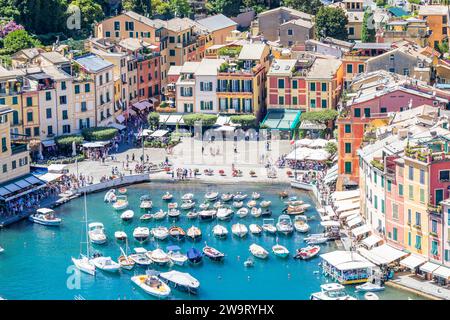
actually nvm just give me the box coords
[415,235,421,250]
[348,27,354,35]
[292,97,298,105]
[278,79,284,89]
[440,170,450,181]
[46,108,52,119]
[309,82,316,91]
[419,188,425,203]
[358,64,364,73]
[344,162,352,174]
[278,96,284,105]
[364,108,371,117]
[63,125,70,134]
[62,110,68,120]
[321,83,327,91]
[81,102,87,112]
[408,166,414,180]
[408,209,412,224]
[381,199,385,214]
[59,96,67,104]
[408,232,411,246]
[345,124,351,133]
[420,169,425,184]
[26,97,32,106]
[169,36,175,43]
[12,160,16,169]
[287,29,293,36]
[2,164,6,173]
[431,240,439,256]
[46,92,51,101]
[1,137,6,152]
[354,108,361,117]
[310,99,316,108]
[47,125,53,135]
[409,185,414,200]
[392,203,398,220]
[321,99,327,108]
[105,31,111,37]
[33,127,39,137]
[27,111,33,122]
[374,195,378,209]
[114,21,120,30]
[61,81,66,90]
[12,96,18,105]
[345,143,351,154]
[387,180,392,192]
[393,227,398,241]
[415,212,421,226]
[85,83,90,92]
[292,80,298,89]
[74,85,80,94]
[346,64,353,73]
[169,50,175,56]
[12,111,18,125]
[432,220,438,234]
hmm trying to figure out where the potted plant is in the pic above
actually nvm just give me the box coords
[249,170,256,177]
[286,170,293,177]
[219,169,225,176]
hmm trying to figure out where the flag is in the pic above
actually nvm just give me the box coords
[290,140,295,145]
[138,126,143,137]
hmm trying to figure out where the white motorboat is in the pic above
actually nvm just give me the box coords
[180,200,196,210]
[262,219,277,234]
[186,210,198,219]
[112,196,128,210]
[213,201,224,209]
[129,248,152,266]
[221,193,234,202]
[151,226,169,240]
[231,223,248,238]
[114,231,127,241]
[186,226,202,241]
[310,283,357,300]
[159,270,200,294]
[168,202,178,209]
[244,258,254,267]
[120,210,134,221]
[91,256,121,273]
[260,200,271,208]
[250,207,262,218]
[272,244,289,258]
[276,215,294,235]
[251,192,260,200]
[294,245,320,260]
[162,192,173,201]
[198,210,216,221]
[232,201,243,208]
[233,192,247,201]
[249,224,263,235]
[306,236,328,245]
[168,209,181,219]
[146,248,170,266]
[364,292,380,300]
[294,215,310,233]
[104,189,116,203]
[88,222,107,245]
[203,244,225,262]
[118,246,135,270]
[118,187,127,195]
[29,208,61,226]
[153,209,167,220]
[212,225,228,239]
[131,273,171,298]
[284,200,304,206]
[236,207,248,218]
[140,213,153,222]
[140,200,153,210]
[247,200,257,208]
[216,208,233,221]
[355,281,385,292]
[133,227,150,242]
[249,243,269,259]
[168,226,186,241]
[204,191,219,201]
[199,202,209,210]
[166,245,188,266]
[181,193,194,201]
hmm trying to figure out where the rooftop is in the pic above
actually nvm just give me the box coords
[418,5,449,16]
[197,14,237,32]
[258,6,313,21]
[122,11,165,29]
[153,17,196,32]
[73,54,113,73]
[281,17,314,29]
[237,43,267,61]
[194,59,225,76]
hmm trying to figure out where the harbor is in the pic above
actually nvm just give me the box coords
[0,181,423,300]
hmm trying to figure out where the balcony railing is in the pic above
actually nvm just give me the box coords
[427,204,442,216]
[11,143,27,155]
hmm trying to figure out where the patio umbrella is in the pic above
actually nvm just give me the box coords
[72,141,77,156]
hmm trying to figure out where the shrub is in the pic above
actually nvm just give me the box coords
[230,115,257,129]
[325,141,338,155]
[147,112,160,130]
[301,110,338,123]
[183,114,218,127]
[47,154,85,165]
[55,134,84,148]
[82,127,118,141]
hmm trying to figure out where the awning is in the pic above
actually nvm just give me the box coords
[159,114,171,124]
[41,139,55,147]
[286,147,313,161]
[320,220,341,227]
[360,244,409,265]
[38,173,63,183]
[433,266,450,279]
[295,138,313,147]
[0,174,46,201]
[299,120,326,130]
[109,122,126,131]
[47,164,67,173]
[128,109,137,116]
[261,109,301,130]
[82,141,109,148]
[216,116,232,126]
[339,209,361,219]
[420,262,441,274]
[133,101,151,111]
[361,234,384,249]
[347,216,363,228]
[336,201,360,214]
[332,190,360,201]
[116,114,125,123]
[352,224,371,237]
[400,254,426,270]
[309,139,329,148]
[165,114,185,126]
[305,149,330,161]
[150,129,169,138]
[320,250,375,271]
[149,97,158,103]
[137,129,153,138]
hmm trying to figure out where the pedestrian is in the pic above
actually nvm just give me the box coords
[132,153,135,161]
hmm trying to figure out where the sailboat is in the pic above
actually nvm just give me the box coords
[71,193,95,276]
[118,241,135,270]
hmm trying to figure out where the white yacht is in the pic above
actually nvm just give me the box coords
[310,283,357,300]
[88,222,107,245]
[91,256,121,273]
[29,208,61,226]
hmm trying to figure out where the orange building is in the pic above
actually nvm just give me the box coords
[418,5,449,49]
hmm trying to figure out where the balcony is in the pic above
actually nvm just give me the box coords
[11,143,27,155]
[427,204,442,216]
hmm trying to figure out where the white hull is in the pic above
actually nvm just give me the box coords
[29,216,61,226]
[92,257,121,273]
[249,244,269,259]
[72,256,95,276]
[232,224,248,238]
[131,275,171,298]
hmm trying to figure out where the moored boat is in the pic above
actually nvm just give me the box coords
[204,191,219,201]
[168,226,186,241]
[236,207,248,218]
[305,236,328,245]
[232,201,243,208]
[140,213,153,222]
[181,193,194,201]
[180,200,196,210]
[168,202,178,210]
[168,209,181,219]
[355,281,385,292]
[120,210,134,221]
[118,187,127,195]
[131,272,171,298]
[118,246,135,270]
[112,196,128,211]
[202,244,225,262]
[294,245,320,260]
[146,248,170,266]
[213,201,224,209]
[272,244,289,258]
[187,247,203,264]
[233,192,247,201]
[231,223,248,238]
[212,225,228,239]
[249,243,269,259]
[133,227,150,242]
[166,245,188,266]
[262,219,277,234]
[261,208,272,217]
[260,200,271,208]
[114,231,127,241]
[198,210,216,221]
[140,200,153,211]
[104,189,116,203]
[128,247,152,266]
[159,270,200,294]
[250,207,262,218]
[247,200,257,208]
[216,208,233,221]
[186,226,202,241]
[186,210,198,219]
[221,193,233,202]
[294,215,310,233]
[162,192,173,201]
[249,224,263,235]
[251,192,260,200]
[88,222,107,245]
[276,215,294,235]
[153,209,167,221]
[29,208,61,226]
[91,256,121,273]
[364,292,379,300]
[151,226,169,240]
[310,283,356,300]
[199,202,209,210]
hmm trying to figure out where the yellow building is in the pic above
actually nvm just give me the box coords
[0,71,24,139]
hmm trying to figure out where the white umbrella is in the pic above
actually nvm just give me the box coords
[295,138,313,147]
[305,149,330,161]
[286,147,313,161]
[72,141,77,156]
[309,139,328,148]
[39,143,43,160]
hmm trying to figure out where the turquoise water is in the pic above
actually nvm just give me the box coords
[0,182,424,300]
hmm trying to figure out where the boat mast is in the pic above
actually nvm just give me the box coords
[84,192,89,258]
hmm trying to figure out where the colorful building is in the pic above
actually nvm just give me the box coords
[418,5,449,49]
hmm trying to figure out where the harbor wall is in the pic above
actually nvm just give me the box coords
[290,180,323,206]
[74,174,151,194]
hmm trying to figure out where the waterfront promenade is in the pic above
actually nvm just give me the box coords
[388,274,450,300]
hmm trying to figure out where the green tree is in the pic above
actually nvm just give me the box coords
[70,0,104,30]
[147,112,160,130]
[0,0,20,20]
[206,0,242,17]
[152,0,171,15]
[3,29,41,53]
[325,142,337,156]
[315,6,348,41]
[230,115,257,129]
[182,114,218,127]
[300,110,338,123]
[283,0,323,15]
[122,0,152,15]
[361,10,376,43]
[169,0,191,17]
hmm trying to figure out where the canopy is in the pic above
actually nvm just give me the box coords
[320,250,375,271]
[359,244,408,265]
[215,115,232,126]
[137,129,153,138]
[0,174,46,201]
[400,254,426,270]
[116,114,125,124]
[133,101,151,111]
[47,164,67,173]
[82,141,109,148]
[309,139,329,148]
[335,201,360,214]
[38,172,63,183]
[286,147,313,161]
[128,109,137,116]
[351,224,371,237]
[339,209,361,219]
[109,122,126,131]
[361,234,383,249]
[261,109,301,130]
[36,208,54,214]
[305,149,330,161]
[320,220,341,227]
[324,164,338,184]
[295,138,313,147]
[214,125,236,132]
[347,216,363,228]
[420,262,440,274]
[150,129,169,138]
[433,266,450,279]
[332,190,360,201]
[164,114,185,126]
[41,139,55,147]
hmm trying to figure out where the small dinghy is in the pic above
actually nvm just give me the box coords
[118,187,127,195]
[232,201,243,208]
[199,202,209,210]
[91,256,121,273]
[187,247,203,264]
[159,270,200,294]
[262,219,277,234]
[104,189,116,203]
[204,191,219,201]
[166,245,188,266]
[221,193,234,202]
[306,236,328,245]
[294,215,310,233]
[186,210,198,219]
[140,213,153,222]
[118,247,135,270]
[198,210,216,221]
[233,192,247,201]
[162,192,173,201]
[216,208,233,221]
[294,245,320,260]
[247,200,257,208]
[250,207,262,218]
[261,208,272,217]
[272,244,289,258]
[151,226,169,241]
[168,209,181,219]
[232,223,248,238]
[113,196,128,211]
[212,225,228,239]
[169,226,186,241]
[140,200,153,211]
[133,227,150,242]
[131,272,171,299]
[181,193,194,201]
[364,292,380,300]
[146,248,170,266]
[168,202,178,209]
[203,244,225,262]
[120,210,134,221]
[213,201,224,209]
[251,192,260,200]
[236,207,248,218]
[249,224,263,235]
[260,200,271,208]
[356,282,385,292]
[114,231,127,241]
[249,243,269,259]
[129,248,152,266]
[180,200,196,210]
[153,209,167,221]
[186,226,202,241]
